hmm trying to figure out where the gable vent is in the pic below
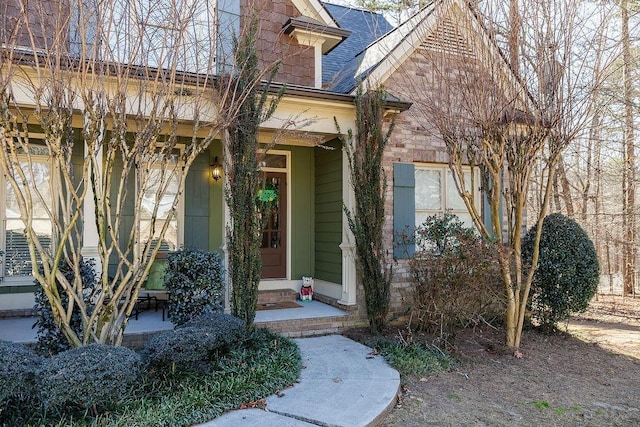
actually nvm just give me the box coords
[419,17,476,58]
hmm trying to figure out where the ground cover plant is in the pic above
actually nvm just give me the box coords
[0,328,301,426]
[374,339,455,378]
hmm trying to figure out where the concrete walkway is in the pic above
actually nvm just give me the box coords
[198,335,400,427]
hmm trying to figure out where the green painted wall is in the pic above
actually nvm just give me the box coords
[107,149,136,277]
[314,140,342,284]
[290,146,314,280]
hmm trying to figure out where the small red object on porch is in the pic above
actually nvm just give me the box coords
[300,276,313,302]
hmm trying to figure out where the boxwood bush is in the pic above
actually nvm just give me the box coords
[523,213,600,329]
[0,340,42,410]
[164,248,225,326]
[38,344,141,413]
[142,312,245,373]
[33,258,97,355]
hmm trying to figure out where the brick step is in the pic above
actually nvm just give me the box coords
[257,288,298,305]
[256,315,365,338]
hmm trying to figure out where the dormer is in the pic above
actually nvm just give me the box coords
[283,15,350,88]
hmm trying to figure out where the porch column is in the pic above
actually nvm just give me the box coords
[82,143,102,277]
[339,147,357,306]
[222,202,231,314]
[222,146,232,314]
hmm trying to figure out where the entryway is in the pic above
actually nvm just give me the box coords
[261,172,287,279]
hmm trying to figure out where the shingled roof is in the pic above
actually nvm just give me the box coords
[321,3,394,90]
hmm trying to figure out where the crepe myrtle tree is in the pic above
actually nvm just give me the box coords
[0,0,285,346]
[390,0,614,353]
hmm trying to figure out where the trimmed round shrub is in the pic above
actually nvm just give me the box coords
[142,312,245,372]
[38,344,141,412]
[164,248,225,326]
[33,258,97,355]
[0,340,42,408]
[523,213,600,329]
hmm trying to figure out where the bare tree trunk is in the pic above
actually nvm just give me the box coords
[553,171,562,212]
[621,0,635,296]
[557,156,574,217]
[509,0,521,76]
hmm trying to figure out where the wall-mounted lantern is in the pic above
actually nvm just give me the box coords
[210,156,223,182]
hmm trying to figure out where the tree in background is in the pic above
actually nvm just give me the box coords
[340,85,394,334]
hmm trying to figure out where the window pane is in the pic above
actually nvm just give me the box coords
[415,211,430,228]
[415,169,441,210]
[262,154,287,169]
[6,162,52,218]
[140,218,178,252]
[446,171,471,211]
[140,167,179,253]
[455,212,475,230]
[141,169,179,220]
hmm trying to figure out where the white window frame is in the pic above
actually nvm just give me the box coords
[1,148,56,286]
[414,163,480,229]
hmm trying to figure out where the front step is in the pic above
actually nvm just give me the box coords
[256,314,365,338]
[257,288,298,305]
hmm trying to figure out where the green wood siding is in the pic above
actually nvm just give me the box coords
[290,146,314,279]
[107,152,136,277]
[314,140,342,284]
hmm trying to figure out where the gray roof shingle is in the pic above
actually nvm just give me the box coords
[321,3,394,92]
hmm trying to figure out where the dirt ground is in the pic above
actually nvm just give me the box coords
[377,294,640,426]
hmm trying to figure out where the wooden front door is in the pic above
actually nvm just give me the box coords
[260,172,287,278]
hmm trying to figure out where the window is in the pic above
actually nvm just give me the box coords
[415,164,479,229]
[138,155,183,255]
[70,0,240,74]
[1,148,54,281]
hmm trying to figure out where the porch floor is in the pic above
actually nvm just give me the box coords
[0,300,349,345]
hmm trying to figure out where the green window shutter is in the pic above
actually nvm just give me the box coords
[184,155,210,250]
[393,163,415,259]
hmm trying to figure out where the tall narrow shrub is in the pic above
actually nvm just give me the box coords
[341,85,394,333]
[224,17,282,329]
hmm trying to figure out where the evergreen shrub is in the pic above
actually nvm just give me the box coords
[523,213,600,329]
[33,258,97,355]
[0,340,42,409]
[38,344,141,412]
[142,312,245,372]
[164,248,225,326]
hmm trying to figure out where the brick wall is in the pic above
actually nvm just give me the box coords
[246,0,316,87]
[380,51,459,318]
[1,0,69,51]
